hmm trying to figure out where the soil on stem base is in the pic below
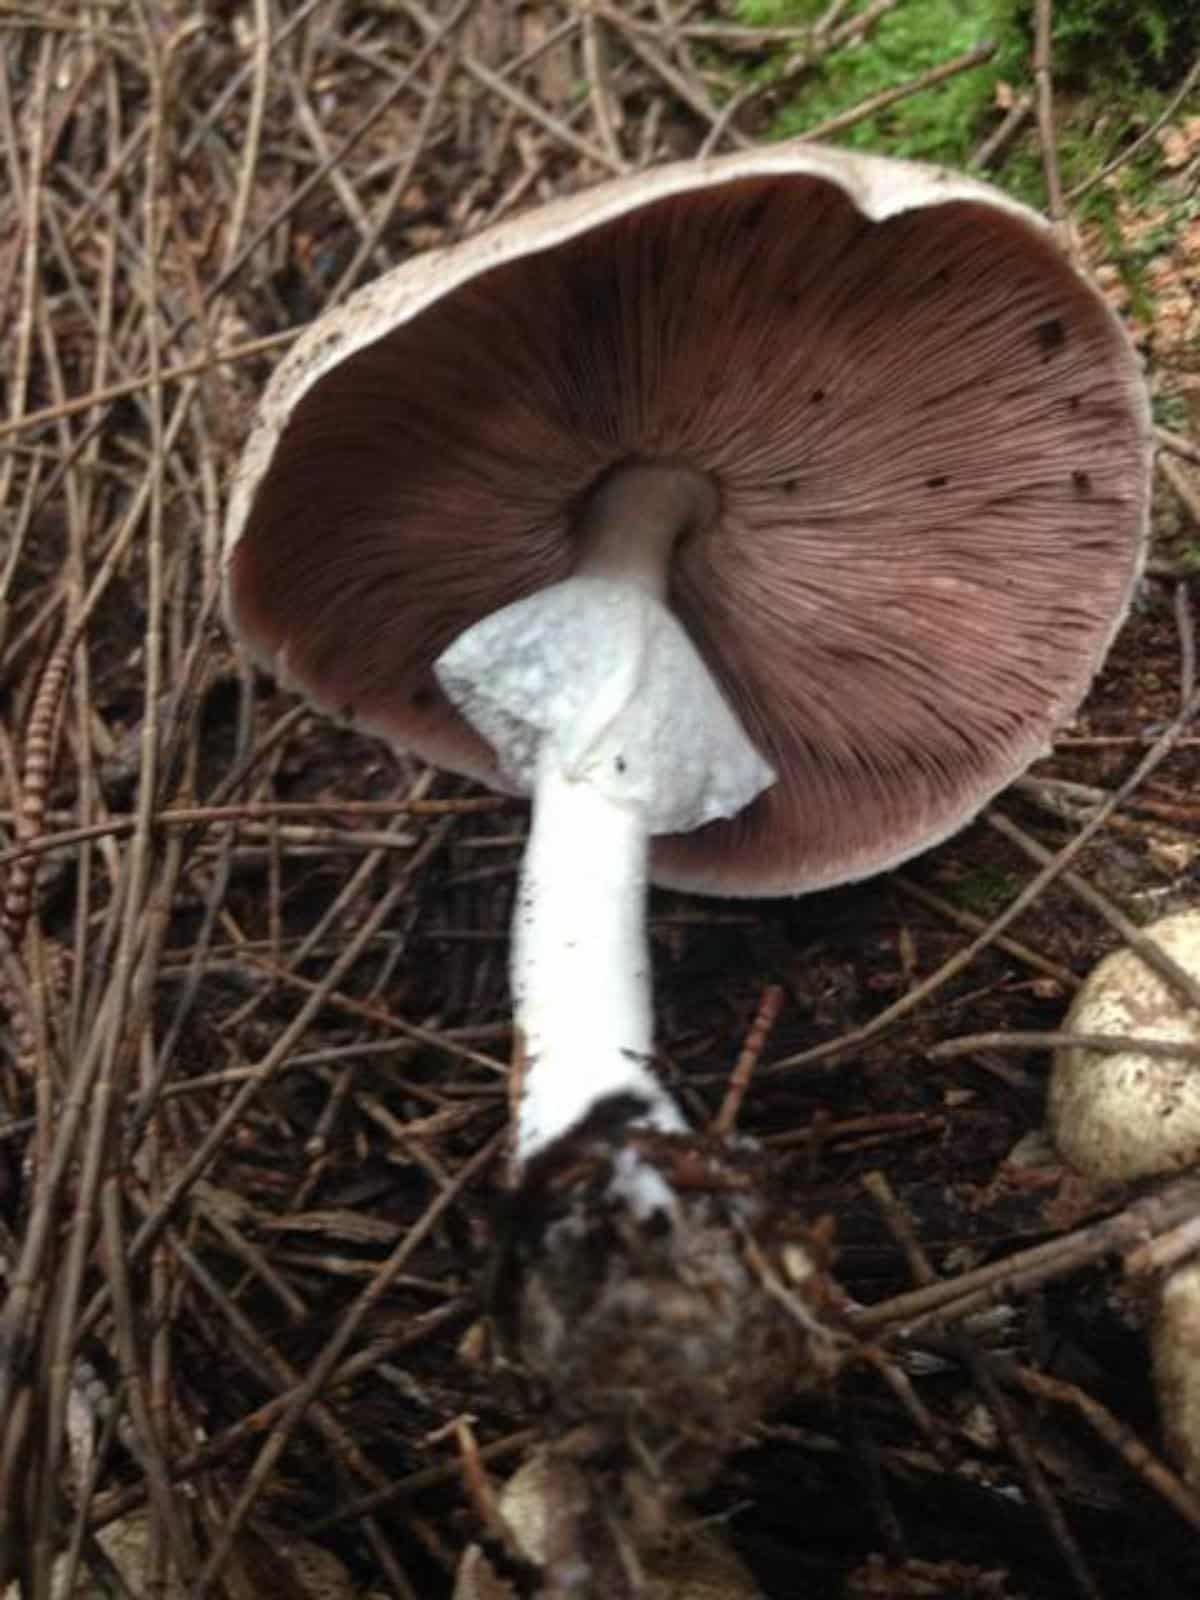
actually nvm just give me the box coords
[485,1107,844,1593]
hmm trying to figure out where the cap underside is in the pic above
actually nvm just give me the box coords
[228,166,1150,895]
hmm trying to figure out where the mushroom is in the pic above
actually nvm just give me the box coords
[1048,908,1200,1487]
[1049,908,1200,1183]
[225,143,1150,1562]
[225,141,1151,1191]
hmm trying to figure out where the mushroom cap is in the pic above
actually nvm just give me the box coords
[225,142,1152,897]
[1049,910,1200,1183]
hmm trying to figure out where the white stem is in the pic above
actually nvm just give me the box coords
[512,742,685,1168]
[434,463,776,1176]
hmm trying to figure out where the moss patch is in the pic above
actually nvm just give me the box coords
[733,0,1197,206]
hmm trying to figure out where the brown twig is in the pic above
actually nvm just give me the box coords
[1032,0,1074,258]
[190,1133,502,1596]
[863,1173,1101,1599]
[929,1030,1200,1065]
[1068,51,1200,201]
[769,680,1200,1075]
[802,41,996,142]
[1160,452,1200,527]
[855,1177,1200,1337]
[712,984,785,1135]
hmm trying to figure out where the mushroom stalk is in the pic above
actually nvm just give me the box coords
[513,740,684,1165]
[436,462,775,1172]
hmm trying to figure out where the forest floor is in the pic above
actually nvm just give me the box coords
[1,2,1199,1597]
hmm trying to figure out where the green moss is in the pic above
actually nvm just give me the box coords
[731,0,1196,203]
[742,0,1014,165]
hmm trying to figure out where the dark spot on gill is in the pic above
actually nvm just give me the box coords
[739,195,770,232]
[926,474,950,490]
[783,478,799,495]
[810,388,826,404]
[1072,469,1093,495]
[1035,317,1067,358]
